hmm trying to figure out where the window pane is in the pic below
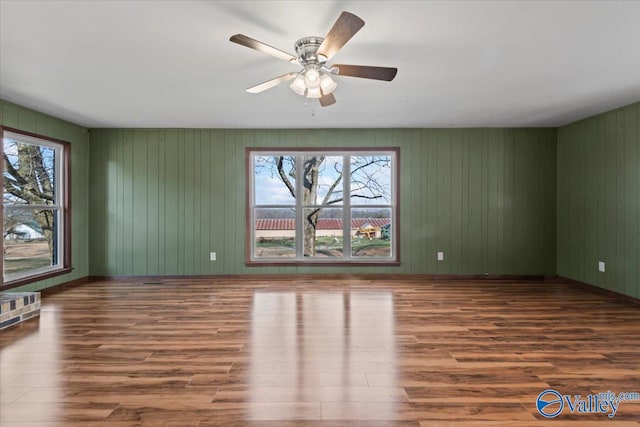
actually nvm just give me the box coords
[3,139,57,206]
[303,208,344,257]
[3,208,58,279]
[350,155,392,205]
[302,155,343,206]
[351,208,392,258]
[247,149,397,264]
[254,155,296,205]
[3,129,69,287]
[254,208,296,258]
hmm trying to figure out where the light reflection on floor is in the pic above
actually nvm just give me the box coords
[0,306,63,422]
[249,291,398,420]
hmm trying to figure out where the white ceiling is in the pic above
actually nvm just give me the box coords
[1,0,639,129]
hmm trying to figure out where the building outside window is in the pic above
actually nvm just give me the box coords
[2,127,71,288]
[247,148,399,265]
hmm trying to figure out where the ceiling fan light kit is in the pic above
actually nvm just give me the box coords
[319,73,337,94]
[230,11,397,107]
[290,74,307,96]
[289,37,337,99]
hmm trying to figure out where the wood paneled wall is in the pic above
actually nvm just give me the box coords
[5,98,638,293]
[558,102,639,298]
[89,128,557,276]
[0,100,90,291]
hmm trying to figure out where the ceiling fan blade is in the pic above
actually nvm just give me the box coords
[230,34,297,63]
[246,72,298,94]
[319,92,336,107]
[332,64,398,81]
[316,12,365,61]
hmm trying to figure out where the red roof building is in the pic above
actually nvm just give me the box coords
[255,218,390,230]
[254,218,390,239]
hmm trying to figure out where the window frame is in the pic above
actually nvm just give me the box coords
[1,126,72,289]
[246,147,400,266]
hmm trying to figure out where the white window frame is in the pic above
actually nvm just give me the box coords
[2,127,71,288]
[246,147,400,265]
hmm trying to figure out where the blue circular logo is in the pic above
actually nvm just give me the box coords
[537,389,564,418]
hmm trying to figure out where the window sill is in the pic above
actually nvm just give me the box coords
[1,267,74,291]
[246,260,400,267]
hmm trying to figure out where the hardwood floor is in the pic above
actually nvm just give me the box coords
[1,277,639,426]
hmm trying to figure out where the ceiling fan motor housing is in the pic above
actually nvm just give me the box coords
[294,37,325,65]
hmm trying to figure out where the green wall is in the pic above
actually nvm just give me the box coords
[1,100,90,292]
[4,97,638,296]
[558,102,639,299]
[89,128,557,276]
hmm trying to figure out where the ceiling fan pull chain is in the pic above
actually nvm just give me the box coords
[304,99,317,117]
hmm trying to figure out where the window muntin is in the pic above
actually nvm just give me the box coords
[2,128,70,287]
[249,148,398,264]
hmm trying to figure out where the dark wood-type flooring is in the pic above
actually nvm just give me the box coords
[1,277,639,426]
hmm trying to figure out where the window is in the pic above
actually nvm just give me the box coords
[247,148,399,265]
[2,127,71,288]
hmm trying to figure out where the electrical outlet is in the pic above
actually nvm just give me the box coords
[437,252,444,261]
[210,252,217,261]
[598,261,605,272]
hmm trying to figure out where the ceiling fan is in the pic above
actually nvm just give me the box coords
[230,11,397,107]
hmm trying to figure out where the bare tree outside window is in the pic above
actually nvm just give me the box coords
[2,128,69,286]
[250,149,397,262]
[3,141,56,249]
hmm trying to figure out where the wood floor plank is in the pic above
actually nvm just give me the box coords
[1,277,639,425]
[212,385,409,403]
